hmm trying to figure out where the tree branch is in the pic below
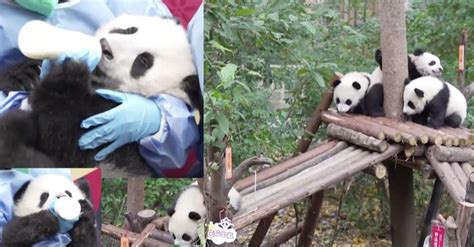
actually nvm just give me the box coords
[225,156,273,192]
[462,83,474,100]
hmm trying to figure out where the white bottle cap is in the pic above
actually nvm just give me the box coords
[18,20,101,60]
[54,197,81,221]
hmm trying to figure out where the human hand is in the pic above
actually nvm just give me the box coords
[79,89,162,161]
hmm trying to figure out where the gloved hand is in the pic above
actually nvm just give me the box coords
[79,89,162,161]
[48,197,79,234]
[40,48,101,80]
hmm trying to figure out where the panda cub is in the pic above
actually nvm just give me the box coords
[333,71,384,117]
[403,76,467,129]
[374,48,443,81]
[167,184,242,246]
[0,15,202,176]
[2,174,98,247]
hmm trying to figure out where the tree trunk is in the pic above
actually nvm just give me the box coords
[380,1,416,246]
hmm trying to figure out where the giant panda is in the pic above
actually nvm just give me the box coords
[167,184,242,246]
[0,15,202,176]
[403,76,467,129]
[2,174,98,247]
[373,48,443,81]
[333,71,384,117]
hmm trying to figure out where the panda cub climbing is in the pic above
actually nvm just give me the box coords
[2,174,98,247]
[167,184,241,246]
[403,76,467,129]
[333,71,384,117]
[374,48,443,81]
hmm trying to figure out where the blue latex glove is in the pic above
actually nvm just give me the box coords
[40,48,101,79]
[79,89,162,161]
[47,197,79,234]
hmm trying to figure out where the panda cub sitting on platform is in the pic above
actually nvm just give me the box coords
[2,174,98,247]
[333,71,384,117]
[167,184,241,246]
[403,76,467,129]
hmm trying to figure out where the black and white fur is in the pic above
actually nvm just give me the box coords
[333,71,384,117]
[0,15,202,176]
[374,48,443,81]
[2,174,98,247]
[167,184,241,246]
[403,76,467,129]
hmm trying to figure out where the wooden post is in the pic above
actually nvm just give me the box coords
[418,178,443,247]
[248,213,277,247]
[458,30,467,91]
[127,178,145,215]
[465,173,474,247]
[297,191,325,246]
[380,0,416,245]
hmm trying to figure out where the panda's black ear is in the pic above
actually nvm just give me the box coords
[414,88,424,98]
[352,81,361,90]
[167,208,175,217]
[13,181,31,203]
[404,78,411,86]
[188,211,201,221]
[332,79,341,88]
[414,48,425,56]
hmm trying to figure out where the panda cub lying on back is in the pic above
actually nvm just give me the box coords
[2,174,98,247]
[167,184,242,246]
[403,76,467,129]
[333,71,384,117]
[0,15,202,176]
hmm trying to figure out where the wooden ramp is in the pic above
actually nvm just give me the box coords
[233,142,402,229]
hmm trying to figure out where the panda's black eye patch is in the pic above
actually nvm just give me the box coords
[408,101,415,109]
[428,61,436,66]
[352,81,361,90]
[172,234,176,239]
[65,190,72,198]
[39,192,49,208]
[130,52,154,79]
[336,98,340,104]
[346,99,352,105]
[182,234,191,241]
[109,27,138,35]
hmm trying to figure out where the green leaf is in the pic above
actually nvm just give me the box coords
[301,21,316,35]
[235,8,256,16]
[218,63,238,86]
[314,72,325,88]
[209,40,232,53]
[216,113,230,134]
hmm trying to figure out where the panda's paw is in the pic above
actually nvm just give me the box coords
[39,59,91,96]
[0,59,41,93]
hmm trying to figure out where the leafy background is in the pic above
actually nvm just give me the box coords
[102,0,473,245]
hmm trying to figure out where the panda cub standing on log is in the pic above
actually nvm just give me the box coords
[2,174,98,247]
[167,183,242,246]
[403,76,467,129]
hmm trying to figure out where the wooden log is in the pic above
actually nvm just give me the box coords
[149,229,174,244]
[137,209,157,229]
[452,162,468,187]
[153,216,169,230]
[132,223,156,247]
[248,213,276,247]
[234,145,403,228]
[235,140,338,191]
[446,216,458,247]
[261,225,302,247]
[352,115,430,144]
[365,163,387,179]
[427,145,474,162]
[439,127,471,147]
[101,224,171,246]
[418,178,443,247]
[403,121,457,146]
[462,162,473,178]
[326,123,389,152]
[226,156,273,192]
[456,201,474,247]
[322,111,392,141]
[395,159,434,179]
[426,150,465,203]
[240,142,348,196]
[298,191,324,247]
[466,172,474,247]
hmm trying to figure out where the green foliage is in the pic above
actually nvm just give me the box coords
[102,179,191,226]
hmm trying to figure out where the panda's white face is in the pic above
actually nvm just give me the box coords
[410,51,443,77]
[13,174,85,217]
[333,72,371,113]
[168,212,200,245]
[94,15,196,103]
[403,76,444,115]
